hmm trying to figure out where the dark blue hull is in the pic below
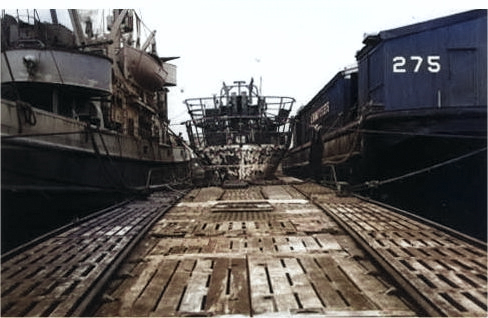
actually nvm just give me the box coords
[283,107,487,240]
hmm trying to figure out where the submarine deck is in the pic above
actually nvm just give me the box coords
[1,180,486,317]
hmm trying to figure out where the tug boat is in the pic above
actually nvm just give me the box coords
[1,9,191,194]
[184,80,294,184]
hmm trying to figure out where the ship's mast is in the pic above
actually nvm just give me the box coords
[49,9,58,24]
[233,80,245,95]
[68,10,86,47]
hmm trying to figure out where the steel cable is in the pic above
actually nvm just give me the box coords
[349,146,487,192]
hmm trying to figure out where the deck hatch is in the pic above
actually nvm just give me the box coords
[211,201,273,213]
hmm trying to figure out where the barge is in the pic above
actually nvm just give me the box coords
[283,10,487,239]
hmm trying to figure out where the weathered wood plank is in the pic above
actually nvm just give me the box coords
[205,258,250,315]
[248,256,276,314]
[331,252,412,311]
[313,233,342,250]
[179,259,213,313]
[129,258,180,316]
[151,259,196,317]
[204,258,228,314]
[109,257,163,316]
[315,255,373,310]
[228,258,251,314]
[267,258,300,312]
[3,297,52,317]
[12,182,484,317]
[302,256,348,308]
[282,257,324,310]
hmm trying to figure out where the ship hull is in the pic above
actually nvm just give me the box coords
[184,80,294,185]
[1,140,190,193]
[1,102,190,252]
[1,99,190,194]
[195,144,287,184]
[284,107,486,180]
[359,107,486,179]
[283,107,487,239]
[2,136,190,252]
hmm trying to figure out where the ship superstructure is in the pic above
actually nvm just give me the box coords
[1,9,190,194]
[184,80,294,183]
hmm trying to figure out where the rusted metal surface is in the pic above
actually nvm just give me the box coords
[94,184,421,317]
[184,80,295,183]
[1,190,186,317]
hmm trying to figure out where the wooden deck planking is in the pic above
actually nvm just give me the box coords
[205,258,250,315]
[1,190,186,317]
[6,182,485,317]
[296,256,349,309]
[94,184,425,316]
[151,259,196,317]
[248,257,277,314]
[178,259,213,313]
[314,194,487,317]
[330,251,413,311]
[266,258,303,312]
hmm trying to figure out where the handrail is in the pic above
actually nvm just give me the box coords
[144,167,191,191]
